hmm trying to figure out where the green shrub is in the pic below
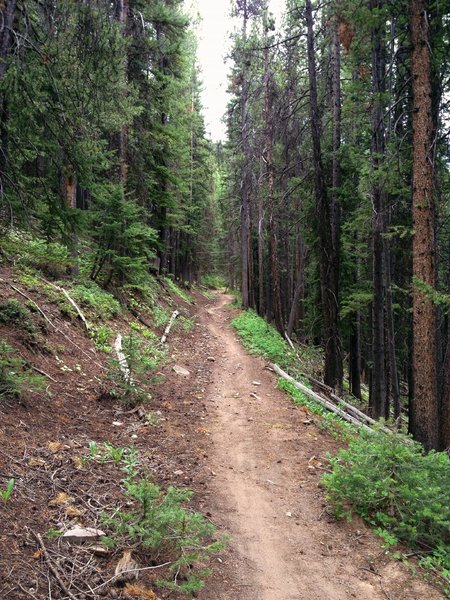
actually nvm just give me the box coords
[108,333,167,406]
[0,339,45,400]
[0,299,35,334]
[153,305,170,327]
[2,231,72,276]
[102,480,224,594]
[323,431,450,571]
[163,277,193,304]
[201,274,226,290]
[89,324,113,352]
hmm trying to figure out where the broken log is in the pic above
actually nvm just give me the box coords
[271,363,373,432]
[305,374,391,433]
[161,310,179,343]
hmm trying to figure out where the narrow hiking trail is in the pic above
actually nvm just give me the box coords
[191,293,439,600]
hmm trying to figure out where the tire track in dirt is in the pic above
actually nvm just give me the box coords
[196,293,440,600]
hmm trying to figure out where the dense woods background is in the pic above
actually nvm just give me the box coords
[222,0,450,451]
[1,0,449,451]
[0,0,223,286]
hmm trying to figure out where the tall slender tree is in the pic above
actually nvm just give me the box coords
[409,0,439,450]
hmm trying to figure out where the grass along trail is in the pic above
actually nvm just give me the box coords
[195,293,439,600]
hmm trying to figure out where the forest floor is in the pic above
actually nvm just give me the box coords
[0,276,443,600]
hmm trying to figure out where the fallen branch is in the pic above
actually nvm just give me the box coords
[3,280,56,330]
[30,365,58,383]
[90,561,172,593]
[306,374,391,433]
[114,334,134,385]
[30,529,78,600]
[271,363,374,432]
[161,310,179,343]
[284,332,296,352]
[44,280,90,332]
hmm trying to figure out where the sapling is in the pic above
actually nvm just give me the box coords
[1,478,15,504]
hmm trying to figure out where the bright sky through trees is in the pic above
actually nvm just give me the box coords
[189,0,285,141]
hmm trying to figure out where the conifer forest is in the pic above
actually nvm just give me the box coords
[0,1,450,599]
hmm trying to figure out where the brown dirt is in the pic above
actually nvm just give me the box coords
[192,293,440,600]
[0,276,443,599]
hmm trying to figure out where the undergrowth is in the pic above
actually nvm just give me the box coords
[85,443,225,595]
[278,378,354,441]
[323,431,450,590]
[108,333,167,406]
[231,310,297,372]
[162,277,193,304]
[231,310,322,379]
[0,299,36,336]
[69,281,121,320]
[1,231,73,277]
[201,274,226,290]
[0,339,45,401]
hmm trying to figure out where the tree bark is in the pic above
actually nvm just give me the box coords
[240,1,251,309]
[409,0,439,450]
[0,0,17,202]
[441,321,450,450]
[305,0,342,389]
[116,0,129,189]
[369,0,387,419]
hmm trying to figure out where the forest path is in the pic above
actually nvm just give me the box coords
[194,293,438,600]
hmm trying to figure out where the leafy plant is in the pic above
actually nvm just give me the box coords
[232,310,297,373]
[0,478,15,504]
[177,315,195,333]
[70,281,121,320]
[109,333,167,406]
[323,431,450,573]
[89,324,113,352]
[201,274,226,290]
[152,305,170,327]
[45,527,62,540]
[2,232,72,277]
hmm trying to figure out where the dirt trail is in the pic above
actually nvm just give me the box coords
[195,293,439,600]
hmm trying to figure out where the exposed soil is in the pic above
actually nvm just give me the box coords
[0,276,443,599]
[193,294,440,600]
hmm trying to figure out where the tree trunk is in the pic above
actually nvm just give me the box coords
[409,0,439,450]
[441,320,450,450]
[0,0,17,203]
[385,239,400,422]
[305,0,341,389]
[116,0,129,189]
[240,1,251,309]
[331,6,343,392]
[287,229,306,340]
[369,0,387,419]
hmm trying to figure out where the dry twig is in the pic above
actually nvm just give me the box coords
[30,529,78,600]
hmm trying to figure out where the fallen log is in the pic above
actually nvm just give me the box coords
[306,374,391,433]
[161,310,179,343]
[114,334,134,385]
[45,281,90,332]
[271,363,374,433]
